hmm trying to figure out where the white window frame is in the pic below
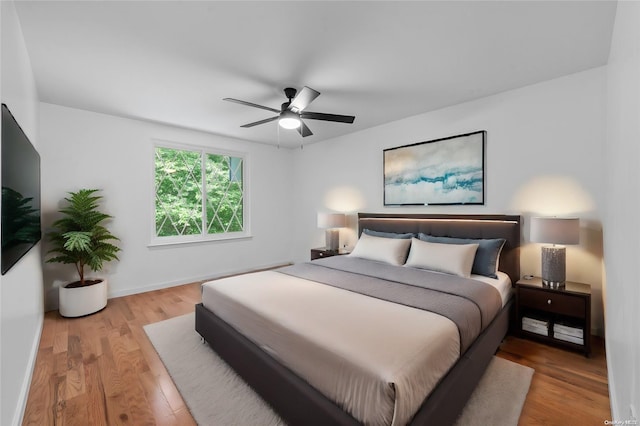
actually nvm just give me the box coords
[150,139,250,247]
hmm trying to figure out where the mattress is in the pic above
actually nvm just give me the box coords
[201,264,502,425]
[471,271,512,307]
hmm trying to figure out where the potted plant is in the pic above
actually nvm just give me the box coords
[46,189,121,317]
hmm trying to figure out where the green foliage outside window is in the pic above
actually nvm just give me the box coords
[155,146,244,238]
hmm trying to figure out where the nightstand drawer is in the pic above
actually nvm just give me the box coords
[310,248,348,261]
[519,288,586,318]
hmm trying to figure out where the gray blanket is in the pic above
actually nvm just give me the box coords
[278,256,502,353]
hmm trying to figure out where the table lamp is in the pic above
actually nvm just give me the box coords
[530,217,580,288]
[317,212,346,251]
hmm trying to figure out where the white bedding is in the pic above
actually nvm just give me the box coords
[201,269,507,425]
[471,271,512,307]
[202,271,460,426]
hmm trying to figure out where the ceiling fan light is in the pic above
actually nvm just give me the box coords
[279,111,301,129]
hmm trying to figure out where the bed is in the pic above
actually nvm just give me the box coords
[195,213,521,425]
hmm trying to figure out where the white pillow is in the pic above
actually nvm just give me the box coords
[405,238,479,278]
[348,233,411,266]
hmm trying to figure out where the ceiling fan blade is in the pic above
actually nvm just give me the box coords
[289,86,320,112]
[240,116,279,128]
[223,98,280,113]
[300,111,355,124]
[298,120,313,137]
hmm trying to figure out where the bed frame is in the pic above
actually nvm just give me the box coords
[195,213,521,425]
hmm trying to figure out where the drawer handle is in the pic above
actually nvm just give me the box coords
[547,299,552,305]
[319,253,324,256]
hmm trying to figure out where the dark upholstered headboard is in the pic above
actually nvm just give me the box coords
[358,213,522,284]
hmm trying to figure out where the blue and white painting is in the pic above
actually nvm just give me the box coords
[384,131,485,205]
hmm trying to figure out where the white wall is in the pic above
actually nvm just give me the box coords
[39,103,294,310]
[291,67,607,335]
[0,2,44,425]
[604,1,640,422]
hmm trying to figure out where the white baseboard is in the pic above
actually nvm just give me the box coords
[13,312,44,426]
[604,337,620,422]
[107,260,293,299]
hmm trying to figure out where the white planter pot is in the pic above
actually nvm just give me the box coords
[59,278,108,318]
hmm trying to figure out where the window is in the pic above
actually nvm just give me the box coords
[153,142,248,244]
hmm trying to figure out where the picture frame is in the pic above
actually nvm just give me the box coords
[383,130,485,206]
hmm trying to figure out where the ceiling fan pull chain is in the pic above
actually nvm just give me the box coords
[277,123,281,150]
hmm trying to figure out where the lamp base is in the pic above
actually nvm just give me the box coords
[325,229,340,251]
[541,246,566,288]
[542,280,565,289]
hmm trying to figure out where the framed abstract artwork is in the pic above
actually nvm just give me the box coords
[384,131,485,205]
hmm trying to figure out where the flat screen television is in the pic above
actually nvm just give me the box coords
[1,103,41,275]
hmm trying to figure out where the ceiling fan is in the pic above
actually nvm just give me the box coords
[223,86,355,137]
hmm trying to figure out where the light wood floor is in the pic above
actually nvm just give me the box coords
[22,281,611,425]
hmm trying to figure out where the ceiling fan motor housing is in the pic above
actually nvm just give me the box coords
[281,102,292,112]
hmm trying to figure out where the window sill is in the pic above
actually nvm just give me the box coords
[148,233,253,248]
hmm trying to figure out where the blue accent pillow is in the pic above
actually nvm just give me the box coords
[417,234,506,278]
[363,229,415,239]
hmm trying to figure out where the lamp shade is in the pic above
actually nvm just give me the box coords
[530,217,579,245]
[317,212,346,229]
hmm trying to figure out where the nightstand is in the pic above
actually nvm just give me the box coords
[310,247,350,261]
[515,277,591,356]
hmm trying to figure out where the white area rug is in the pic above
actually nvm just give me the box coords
[144,313,533,426]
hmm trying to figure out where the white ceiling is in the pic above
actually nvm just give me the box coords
[14,1,616,148]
